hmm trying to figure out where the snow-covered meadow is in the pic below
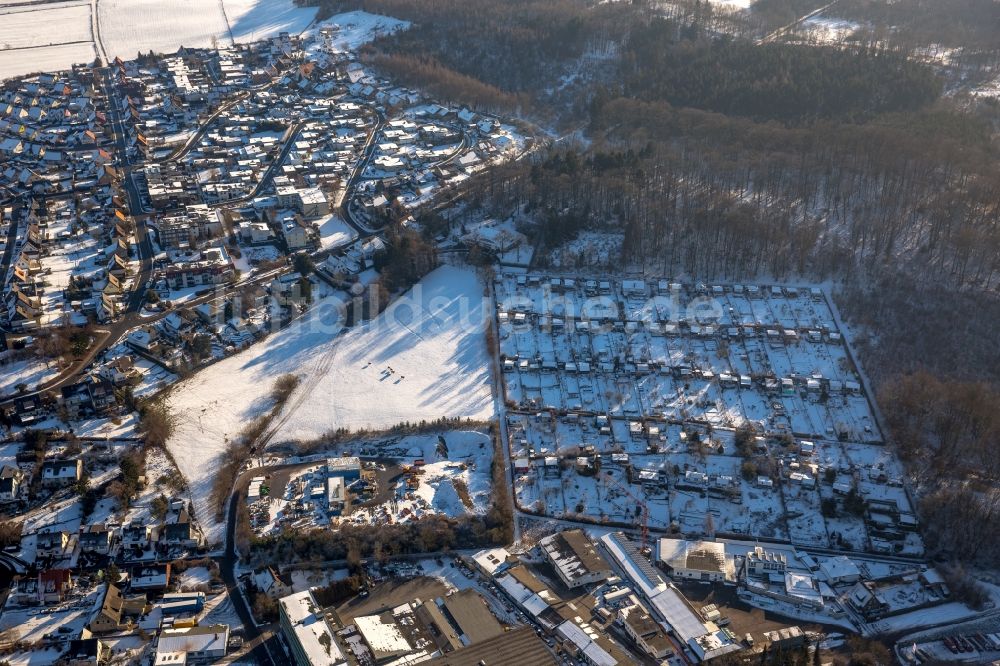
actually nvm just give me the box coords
[0,2,97,80]
[273,264,494,439]
[305,9,410,55]
[97,0,317,60]
[0,4,410,81]
[0,356,60,398]
[0,4,94,50]
[165,264,494,544]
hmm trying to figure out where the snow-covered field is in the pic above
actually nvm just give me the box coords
[165,264,494,544]
[97,0,231,60]
[315,213,358,250]
[0,2,96,80]
[99,0,317,60]
[306,10,410,54]
[0,0,315,78]
[0,41,96,81]
[0,5,407,81]
[272,264,494,439]
[0,357,60,398]
[227,0,316,44]
[0,4,94,50]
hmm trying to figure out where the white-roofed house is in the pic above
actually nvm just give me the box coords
[154,624,229,664]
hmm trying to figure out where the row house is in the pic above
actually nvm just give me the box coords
[38,568,74,603]
[79,524,113,556]
[60,376,117,419]
[163,260,234,290]
[36,530,71,559]
[8,394,45,425]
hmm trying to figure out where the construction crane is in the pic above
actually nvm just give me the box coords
[601,469,655,552]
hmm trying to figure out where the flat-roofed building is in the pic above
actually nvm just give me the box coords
[154,624,229,665]
[619,602,674,660]
[471,546,512,578]
[540,529,612,589]
[657,538,730,583]
[440,589,503,645]
[278,590,347,666]
[422,626,558,665]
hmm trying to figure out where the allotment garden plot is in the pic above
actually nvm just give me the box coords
[495,275,922,556]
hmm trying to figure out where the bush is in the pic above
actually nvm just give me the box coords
[151,494,169,520]
[0,521,23,548]
[138,400,176,448]
[251,591,279,623]
[939,563,990,610]
[271,374,300,406]
[292,253,315,276]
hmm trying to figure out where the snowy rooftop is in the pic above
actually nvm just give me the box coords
[354,613,412,658]
[279,590,345,665]
[820,555,860,581]
[472,546,511,576]
[155,624,229,660]
[540,530,609,584]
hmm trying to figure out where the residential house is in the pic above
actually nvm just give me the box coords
[126,327,159,353]
[99,355,139,385]
[154,624,229,664]
[38,568,73,603]
[61,376,117,419]
[280,218,312,250]
[252,566,293,600]
[0,465,24,501]
[130,563,171,591]
[38,459,83,489]
[36,530,70,559]
[79,524,113,556]
[820,556,861,586]
[65,636,113,665]
[847,581,891,621]
[269,272,309,306]
[90,584,129,634]
[121,522,156,551]
[294,187,328,218]
[10,394,45,425]
[107,253,129,280]
[161,507,201,549]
